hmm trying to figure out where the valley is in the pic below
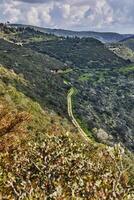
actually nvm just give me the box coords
[25,36,134,150]
[0,25,133,150]
[0,23,134,199]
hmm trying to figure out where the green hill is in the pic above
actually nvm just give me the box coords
[11,24,133,43]
[107,43,134,62]
[106,36,134,63]
[0,24,57,44]
[0,38,69,115]
[0,28,133,150]
[0,34,133,149]
[0,24,134,199]
[0,66,133,199]
[25,36,133,150]
[26,37,129,69]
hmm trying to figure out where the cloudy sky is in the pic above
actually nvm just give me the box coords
[0,0,134,33]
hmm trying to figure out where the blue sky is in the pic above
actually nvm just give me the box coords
[0,0,134,33]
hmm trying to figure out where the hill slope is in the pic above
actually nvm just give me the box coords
[11,24,133,43]
[26,37,128,69]
[107,36,134,63]
[0,26,133,150]
[0,25,134,199]
[1,65,133,199]
[26,37,134,150]
[0,38,69,114]
[107,43,134,62]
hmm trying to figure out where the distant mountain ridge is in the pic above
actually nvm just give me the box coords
[120,35,134,42]
[11,24,133,43]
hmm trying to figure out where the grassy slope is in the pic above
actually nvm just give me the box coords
[0,65,133,199]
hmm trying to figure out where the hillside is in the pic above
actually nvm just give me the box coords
[11,24,133,43]
[26,37,128,69]
[1,65,133,199]
[120,36,134,51]
[0,24,134,199]
[106,36,134,63]
[0,28,133,150]
[0,24,57,44]
[25,37,133,150]
[107,43,134,62]
[0,26,134,151]
[0,38,69,115]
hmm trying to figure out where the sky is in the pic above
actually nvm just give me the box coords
[0,0,134,33]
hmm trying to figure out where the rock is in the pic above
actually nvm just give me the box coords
[93,128,113,144]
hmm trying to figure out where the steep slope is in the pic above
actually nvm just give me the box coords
[0,28,133,150]
[25,37,134,150]
[0,38,69,115]
[0,25,134,199]
[11,24,133,43]
[0,66,133,199]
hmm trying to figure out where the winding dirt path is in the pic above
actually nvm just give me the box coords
[67,88,91,143]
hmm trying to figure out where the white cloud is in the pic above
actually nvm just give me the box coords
[0,0,21,23]
[26,5,52,26]
[26,7,40,25]
[0,0,134,33]
[62,4,70,19]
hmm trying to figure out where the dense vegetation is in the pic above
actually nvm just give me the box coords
[27,37,129,69]
[0,38,69,115]
[0,24,134,198]
[0,32,133,149]
[0,65,134,199]
[11,24,133,43]
[25,36,133,150]
[0,27,133,150]
[0,23,58,46]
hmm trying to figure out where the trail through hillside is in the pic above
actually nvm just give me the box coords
[67,88,92,143]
